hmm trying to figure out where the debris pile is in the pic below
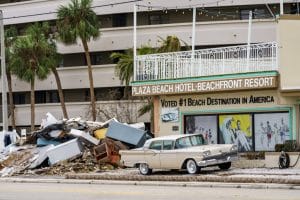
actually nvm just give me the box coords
[0,113,150,177]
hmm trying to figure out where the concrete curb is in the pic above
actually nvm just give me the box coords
[65,173,300,185]
[0,177,300,190]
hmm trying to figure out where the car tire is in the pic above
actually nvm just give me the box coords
[218,162,231,170]
[139,163,152,175]
[186,159,200,174]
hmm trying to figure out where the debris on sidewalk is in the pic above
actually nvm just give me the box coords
[0,112,150,177]
[94,128,107,139]
[47,138,83,165]
[93,138,129,165]
[69,129,99,146]
[106,121,147,148]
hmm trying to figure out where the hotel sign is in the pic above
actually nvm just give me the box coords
[132,76,277,96]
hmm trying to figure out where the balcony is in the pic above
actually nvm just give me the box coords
[0,64,121,92]
[134,42,278,82]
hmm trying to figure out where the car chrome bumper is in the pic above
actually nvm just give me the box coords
[197,154,238,167]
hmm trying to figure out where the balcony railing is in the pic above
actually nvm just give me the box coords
[134,42,278,81]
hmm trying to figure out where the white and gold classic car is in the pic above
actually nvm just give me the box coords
[120,134,238,175]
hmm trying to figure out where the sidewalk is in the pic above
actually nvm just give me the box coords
[1,167,300,189]
[1,177,300,190]
[64,167,300,185]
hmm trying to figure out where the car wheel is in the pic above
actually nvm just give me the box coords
[218,162,231,170]
[139,163,152,175]
[186,159,200,174]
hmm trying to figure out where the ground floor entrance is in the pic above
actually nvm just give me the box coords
[184,111,290,152]
[154,90,299,152]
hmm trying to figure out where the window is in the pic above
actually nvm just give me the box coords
[149,141,162,150]
[190,135,204,146]
[90,54,102,65]
[13,93,26,104]
[163,140,174,150]
[175,137,192,149]
[49,91,59,103]
[184,115,217,144]
[35,91,46,104]
[253,8,269,19]
[149,15,162,25]
[184,111,290,152]
[254,112,290,151]
[240,8,271,20]
[240,9,252,20]
[112,14,127,27]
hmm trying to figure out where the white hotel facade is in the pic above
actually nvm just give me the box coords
[1,0,300,151]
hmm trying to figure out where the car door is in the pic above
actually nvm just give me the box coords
[144,140,162,169]
[159,140,178,169]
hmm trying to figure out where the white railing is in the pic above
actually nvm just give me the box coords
[134,42,278,81]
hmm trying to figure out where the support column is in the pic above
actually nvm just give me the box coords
[246,10,252,71]
[1,10,8,134]
[280,0,284,15]
[153,96,160,136]
[191,7,196,76]
[133,4,137,81]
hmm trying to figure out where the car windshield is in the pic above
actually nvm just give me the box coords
[175,135,204,149]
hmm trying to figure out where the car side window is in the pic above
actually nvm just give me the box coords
[163,140,174,150]
[175,137,192,149]
[190,135,204,146]
[149,141,162,150]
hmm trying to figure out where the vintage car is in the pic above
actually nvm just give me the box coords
[120,134,238,175]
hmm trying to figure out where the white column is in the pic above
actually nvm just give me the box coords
[280,0,284,15]
[246,11,252,71]
[1,10,8,134]
[191,7,196,76]
[133,4,137,81]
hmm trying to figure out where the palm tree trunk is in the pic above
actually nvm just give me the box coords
[6,71,16,129]
[52,67,68,119]
[150,97,154,133]
[124,86,130,99]
[30,78,35,131]
[82,39,96,121]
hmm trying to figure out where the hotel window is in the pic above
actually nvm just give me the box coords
[240,8,271,20]
[149,14,162,25]
[112,14,127,27]
[13,93,26,105]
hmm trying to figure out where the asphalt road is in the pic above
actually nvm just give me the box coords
[0,182,299,200]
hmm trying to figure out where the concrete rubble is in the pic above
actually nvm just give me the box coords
[0,113,150,177]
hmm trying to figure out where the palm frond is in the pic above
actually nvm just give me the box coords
[56,0,100,44]
[10,22,58,83]
[138,101,153,117]
[157,35,181,53]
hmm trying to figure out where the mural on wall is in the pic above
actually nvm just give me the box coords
[161,107,179,122]
[254,112,290,151]
[219,114,253,151]
[185,115,217,144]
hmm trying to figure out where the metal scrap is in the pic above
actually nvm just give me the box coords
[106,121,147,147]
[0,112,150,177]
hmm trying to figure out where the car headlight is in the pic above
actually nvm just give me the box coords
[203,150,211,157]
[230,145,238,152]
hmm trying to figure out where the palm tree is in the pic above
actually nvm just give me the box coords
[56,0,100,121]
[138,36,183,132]
[51,62,69,119]
[110,46,154,99]
[10,23,56,131]
[111,35,183,132]
[45,29,69,119]
[157,35,181,53]
[3,26,18,129]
